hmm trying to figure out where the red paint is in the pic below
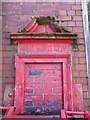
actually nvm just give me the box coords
[72,84,84,111]
[15,55,71,114]
[10,17,83,115]
[60,109,90,119]
[0,106,15,117]
[24,18,56,33]
[24,63,63,114]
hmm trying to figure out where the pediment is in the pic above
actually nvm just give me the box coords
[10,16,78,49]
[18,16,75,34]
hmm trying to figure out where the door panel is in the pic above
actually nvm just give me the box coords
[24,63,63,115]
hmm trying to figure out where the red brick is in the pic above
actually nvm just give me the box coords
[42,100,52,106]
[0,93,2,104]
[0,51,2,58]
[0,45,2,51]
[2,10,19,16]
[78,33,84,39]
[79,45,85,51]
[2,2,20,10]
[0,64,2,71]
[67,10,75,15]
[21,2,35,10]
[35,88,52,95]
[2,45,10,51]
[88,3,90,9]
[73,71,80,77]
[2,71,12,77]
[2,39,10,45]
[25,95,43,101]
[54,3,71,10]
[2,51,11,57]
[75,78,88,84]
[3,58,14,64]
[0,70,2,77]
[78,39,85,44]
[2,76,15,84]
[5,21,18,27]
[44,95,61,101]
[72,27,83,33]
[88,11,90,16]
[72,78,76,83]
[83,92,88,99]
[89,22,90,27]
[59,10,67,15]
[2,64,14,71]
[37,3,52,9]
[11,70,15,78]
[44,81,62,88]
[75,2,81,5]
[44,70,54,76]
[72,16,82,21]
[53,87,62,94]
[2,33,10,39]
[59,16,71,21]
[10,51,16,56]
[79,71,87,77]
[73,58,79,64]
[3,15,19,22]
[75,64,86,71]
[26,78,35,83]
[44,71,62,77]
[32,83,43,88]
[25,88,34,94]
[0,57,3,64]
[2,26,17,32]
[68,21,75,26]
[79,58,86,64]
[75,51,86,57]
[83,85,88,91]
[0,70,2,79]
[34,100,43,106]
[78,38,85,46]
[72,5,82,10]
[20,15,32,21]
[2,45,5,51]
[0,59,2,65]
[72,65,75,71]
[76,22,83,26]
[76,10,82,16]
[83,100,88,107]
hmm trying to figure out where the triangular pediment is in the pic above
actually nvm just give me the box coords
[18,16,73,34]
[10,16,78,49]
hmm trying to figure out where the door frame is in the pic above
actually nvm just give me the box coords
[15,54,73,114]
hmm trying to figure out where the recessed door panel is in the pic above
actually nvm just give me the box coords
[24,63,63,115]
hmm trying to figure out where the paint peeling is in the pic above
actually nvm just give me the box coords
[28,67,42,76]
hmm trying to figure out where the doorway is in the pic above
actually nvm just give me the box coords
[24,63,63,115]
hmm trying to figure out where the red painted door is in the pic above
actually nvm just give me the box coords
[24,63,63,115]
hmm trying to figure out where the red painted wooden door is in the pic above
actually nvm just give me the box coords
[24,63,63,115]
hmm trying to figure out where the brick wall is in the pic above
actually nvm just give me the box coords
[2,2,88,109]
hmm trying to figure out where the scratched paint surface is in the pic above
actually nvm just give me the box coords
[24,63,63,114]
[19,43,70,55]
